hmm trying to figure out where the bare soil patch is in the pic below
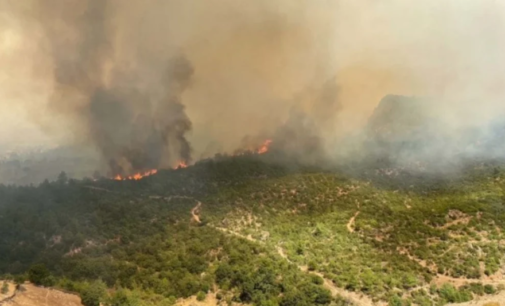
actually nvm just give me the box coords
[1,283,83,306]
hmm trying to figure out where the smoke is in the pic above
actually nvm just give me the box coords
[1,0,505,176]
[361,94,505,170]
[30,0,195,175]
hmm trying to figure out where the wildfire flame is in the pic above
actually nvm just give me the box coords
[257,139,272,154]
[176,161,188,169]
[233,139,273,156]
[113,169,158,181]
[111,140,271,180]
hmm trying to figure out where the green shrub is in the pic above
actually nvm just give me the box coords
[80,281,107,306]
[107,288,141,306]
[308,261,318,271]
[1,282,8,294]
[467,283,484,295]
[388,295,403,306]
[438,284,460,303]
[484,284,496,295]
[27,264,50,286]
[310,274,324,285]
[13,275,26,286]
[196,291,206,301]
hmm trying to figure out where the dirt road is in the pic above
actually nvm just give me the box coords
[347,211,360,233]
[191,201,202,223]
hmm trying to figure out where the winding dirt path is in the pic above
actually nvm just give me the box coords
[445,291,505,306]
[277,246,378,306]
[193,204,504,305]
[44,290,49,306]
[213,227,258,243]
[191,201,202,223]
[84,186,113,193]
[347,211,360,233]
[277,246,291,263]
[439,216,473,230]
[433,274,505,287]
[210,209,380,306]
[167,195,196,202]
[201,202,388,305]
[316,272,379,306]
[396,241,505,293]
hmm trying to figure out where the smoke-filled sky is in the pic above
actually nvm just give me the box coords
[1,0,504,171]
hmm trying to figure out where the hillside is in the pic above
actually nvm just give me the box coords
[364,95,505,166]
[367,95,432,142]
[0,146,101,186]
[0,155,505,306]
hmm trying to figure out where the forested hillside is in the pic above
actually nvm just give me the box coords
[1,154,505,306]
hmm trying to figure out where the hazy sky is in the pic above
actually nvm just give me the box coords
[1,0,504,155]
[0,12,52,149]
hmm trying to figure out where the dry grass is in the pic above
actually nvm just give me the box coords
[175,291,247,306]
[0,281,16,301]
[1,283,83,306]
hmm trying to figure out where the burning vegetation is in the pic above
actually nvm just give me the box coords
[175,160,188,169]
[110,139,272,180]
[10,0,504,186]
[113,169,158,181]
[234,138,273,156]
[35,1,194,180]
[257,139,273,154]
[26,0,341,181]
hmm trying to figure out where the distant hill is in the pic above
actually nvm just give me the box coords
[367,95,433,143]
[365,95,505,166]
[0,146,101,186]
[0,96,504,306]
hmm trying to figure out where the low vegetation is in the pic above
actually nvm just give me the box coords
[0,155,504,305]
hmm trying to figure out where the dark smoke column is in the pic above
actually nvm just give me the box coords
[38,0,193,176]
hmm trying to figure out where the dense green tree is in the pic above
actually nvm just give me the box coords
[388,295,403,306]
[280,290,309,306]
[81,280,107,306]
[107,288,141,306]
[57,171,68,185]
[0,155,504,305]
[28,264,50,286]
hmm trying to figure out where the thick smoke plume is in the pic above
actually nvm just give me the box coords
[1,0,505,178]
[33,0,193,175]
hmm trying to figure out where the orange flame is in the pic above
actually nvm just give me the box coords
[257,139,272,154]
[113,169,158,181]
[176,161,188,169]
[233,139,273,156]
